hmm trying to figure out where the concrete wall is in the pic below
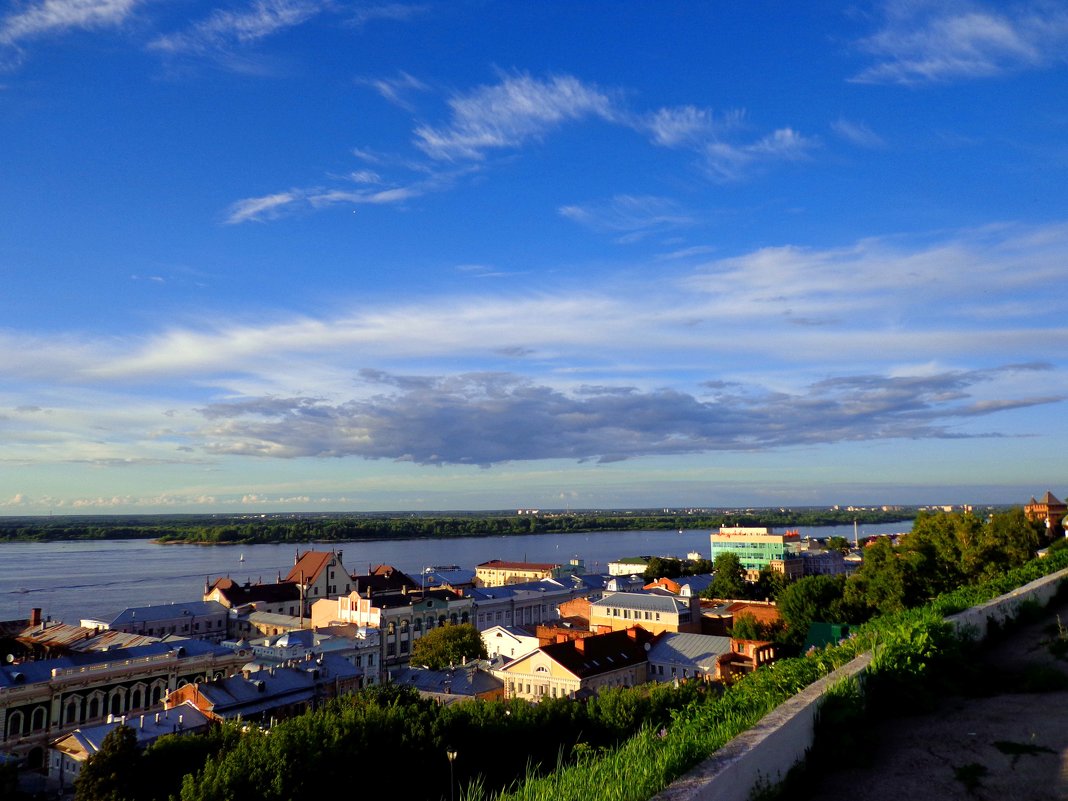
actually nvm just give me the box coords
[651,566,1068,801]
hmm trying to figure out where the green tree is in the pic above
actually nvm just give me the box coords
[74,724,139,801]
[825,536,851,553]
[729,611,783,641]
[410,623,488,669]
[643,557,683,582]
[703,553,746,600]
[776,575,849,649]
[748,567,787,602]
[843,538,927,618]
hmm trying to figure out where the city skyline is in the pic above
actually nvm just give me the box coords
[2,2,1067,513]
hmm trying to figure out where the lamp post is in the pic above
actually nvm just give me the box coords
[446,748,458,801]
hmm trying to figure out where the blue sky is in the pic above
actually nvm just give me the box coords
[2,1,1067,514]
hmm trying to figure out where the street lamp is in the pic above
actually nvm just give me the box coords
[446,748,458,801]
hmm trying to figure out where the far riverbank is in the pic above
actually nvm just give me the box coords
[0,509,916,545]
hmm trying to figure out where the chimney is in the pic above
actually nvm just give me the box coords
[575,638,586,653]
[29,608,42,626]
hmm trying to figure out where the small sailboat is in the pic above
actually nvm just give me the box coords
[239,553,246,563]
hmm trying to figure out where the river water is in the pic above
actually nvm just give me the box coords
[0,523,910,625]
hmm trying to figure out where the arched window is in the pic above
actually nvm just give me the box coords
[400,619,410,633]
[387,621,396,635]
[438,615,447,627]
[151,684,164,706]
[413,618,422,632]
[426,617,435,630]
[6,710,24,738]
[64,698,81,725]
[449,613,458,625]
[31,706,47,731]
[460,611,469,624]
[130,686,144,710]
[110,690,124,717]
[87,695,102,720]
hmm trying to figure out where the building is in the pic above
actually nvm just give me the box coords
[284,550,353,616]
[164,655,360,723]
[419,566,477,593]
[493,627,657,701]
[475,559,560,587]
[389,663,504,703]
[204,578,302,617]
[589,592,701,635]
[48,703,210,791]
[607,557,651,576]
[800,548,856,577]
[243,626,380,687]
[646,632,775,683]
[1025,491,1068,537]
[709,527,803,581]
[468,578,578,631]
[643,574,714,597]
[203,550,352,622]
[310,587,473,668]
[0,639,246,768]
[646,632,734,683]
[701,600,781,637]
[480,625,540,662]
[106,601,231,642]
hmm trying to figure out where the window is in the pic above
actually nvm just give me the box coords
[386,643,395,656]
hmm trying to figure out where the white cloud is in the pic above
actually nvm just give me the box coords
[0,0,141,45]
[831,118,887,148]
[558,195,694,241]
[702,127,817,181]
[149,0,326,55]
[361,70,429,109]
[224,181,425,224]
[224,191,300,224]
[852,1,1068,85]
[413,73,618,160]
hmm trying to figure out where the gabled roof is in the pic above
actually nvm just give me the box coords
[530,627,657,679]
[284,550,337,585]
[352,567,419,595]
[208,579,300,606]
[646,632,732,669]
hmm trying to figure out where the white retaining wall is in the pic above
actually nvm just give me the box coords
[651,566,1068,801]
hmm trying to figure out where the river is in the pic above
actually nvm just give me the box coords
[0,523,911,625]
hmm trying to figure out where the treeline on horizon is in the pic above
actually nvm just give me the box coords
[0,508,919,545]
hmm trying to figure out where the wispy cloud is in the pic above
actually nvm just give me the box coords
[359,70,429,110]
[414,73,619,160]
[224,183,421,224]
[0,0,141,46]
[148,0,326,55]
[702,127,817,181]
[558,195,695,242]
[831,118,886,148]
[348,3,427,29]
[852,1,1068,85]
